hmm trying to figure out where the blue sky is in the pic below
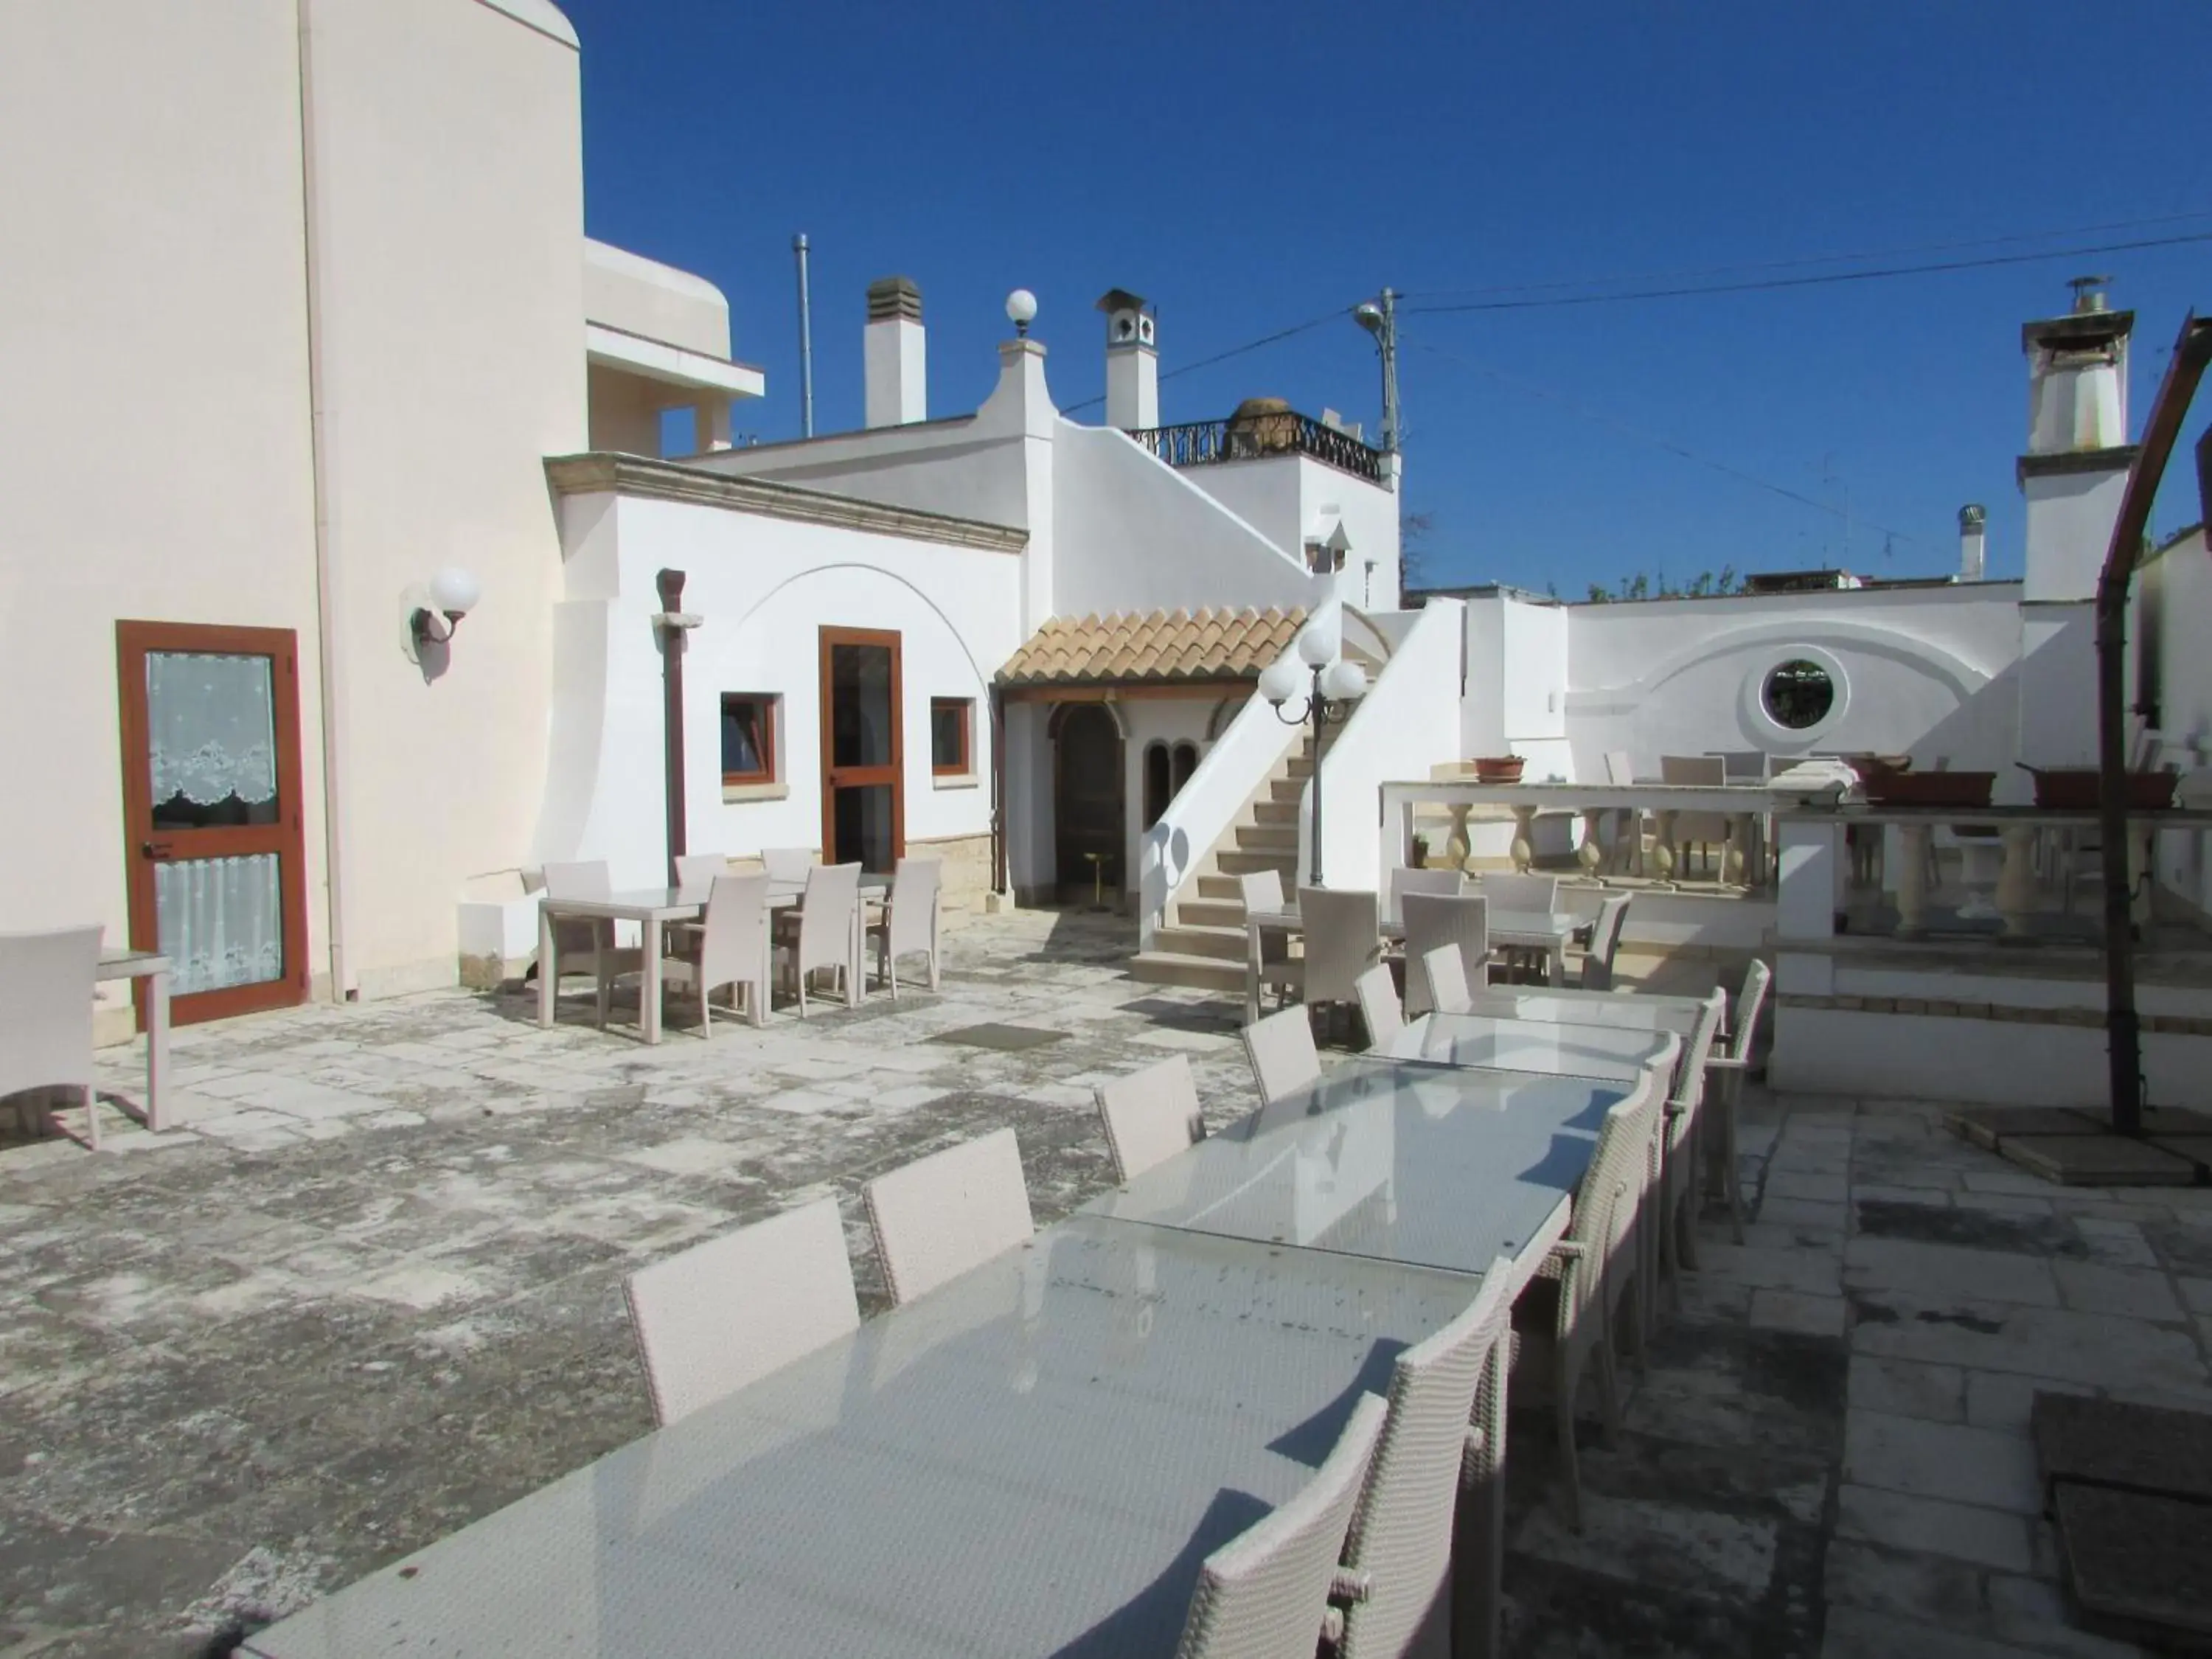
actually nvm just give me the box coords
[562,1,2212,598]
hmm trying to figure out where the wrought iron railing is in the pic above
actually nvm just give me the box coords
[1127,412,1386,484]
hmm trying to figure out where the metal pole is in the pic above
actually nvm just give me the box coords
[655,568,688,880]
[1307,667,1326,888]
[793,234,815,439]
[1379,287,1401,455]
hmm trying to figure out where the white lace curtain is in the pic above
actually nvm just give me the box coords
[147,653,276,806]
[156,855,284,995]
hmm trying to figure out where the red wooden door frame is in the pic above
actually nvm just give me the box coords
[817,626,905,869]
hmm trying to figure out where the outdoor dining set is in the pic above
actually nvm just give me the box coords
[243,922,1772,1659]
[534,849,944,1043]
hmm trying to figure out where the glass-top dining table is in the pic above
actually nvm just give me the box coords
[1242,903,1580,1023]
[1380,1010,1680,1086]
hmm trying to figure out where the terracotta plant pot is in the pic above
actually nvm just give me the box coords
[1862,772,1996,808]
[2024,768,2177,811]
[1472,757,1525,784]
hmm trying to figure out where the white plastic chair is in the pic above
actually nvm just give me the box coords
[1353,964,1403,1051]
[1242,1003,1322,1107]
[1239,869,1300,1014]
[0,927,102,1149]
[1337,1255,1517,1659]
[1402,893,1489,1018]
[863,1127,1034,1306]
[622,1197,859,1427]
[760,847,813,883]
[1298,886,1382,1011]
[662,874,771,1034]
[1579,893,1632,990]
[1419,945,1472,1017]
[773,861,861,1018]
[1388,866,1464,928]
[541,860,646,1028]
[1096,1054,1207,1184]
[1702,961,1771,1244]
[866,858,941,997]
[1172,1393,1388,1659]
[1512,1071,1662,1529]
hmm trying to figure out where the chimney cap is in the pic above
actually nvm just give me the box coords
[866,276,922,323]
[1095,288,1152,315]
[1959,504,1987,529]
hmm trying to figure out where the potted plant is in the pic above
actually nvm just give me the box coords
[1410,833,1431,869]
[1473,755,1525,784]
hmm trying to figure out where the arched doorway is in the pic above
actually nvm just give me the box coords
[1054,703,1123,905]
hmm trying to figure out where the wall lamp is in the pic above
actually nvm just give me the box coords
[410,566,481,650]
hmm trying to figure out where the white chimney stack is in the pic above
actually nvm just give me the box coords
[1096,288,1158,429]
[1958,504,1986,582]
[2025,277,2130,456]
[863,276,925,427]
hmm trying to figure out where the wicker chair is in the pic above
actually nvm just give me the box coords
[1388,866,1464,928]
[1419,945,1472,1017]
[1353,964,1403,1051]
[1239,869,1301,1016]
[1657,988,1731,1296]
[1336,1254,1517,1659]
[1095,1054,1206,1184]
[1659,755,1729,877]
[540,860,647,1028]
[1702,961,1771,1243]
[1171,1393,1387,1659]
[1242,1003,1322,1107]
[1298,887,1382,1015]
[672,853,729,900]
[759,846,814,883]
[772,861,861,1018]
[661,874,771,1034]
[866,858,941,997]
[1579,893,1632,990]
[0,926,101,1149]
[1478,873,1559,983]
[1402,893,1489,1018]
[623,1197,858,1426]
[863,1127,1034,1305]
[1511,1072,1663,1529]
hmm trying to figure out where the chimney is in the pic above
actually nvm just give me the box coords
[1096,288,1158,429]
[1958,504,1986,582]
[2024,277,2131,456]
[863,276,925,427]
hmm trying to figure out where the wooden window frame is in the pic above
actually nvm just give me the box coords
[930,696,973,777]
[720,692,779,786]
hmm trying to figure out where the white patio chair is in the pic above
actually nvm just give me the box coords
[1578,893,1632,991]
[1171,1392,1387,1659]
[1656,987,1731,1307]
[1336,1254,1517,1659]
[1478,872,1559,984]
[866,858,941,998]
[1353,963,1403,1051]
[661,874,771,1034]
[759,846,814,883]
[1298,886,1382,1013]
[1660,754,1729,878]
[541,860,647,1028]
[1702,960,1771,1244]
[0,927,102,1150]
[1095,1054,1207,1184]
[773,861,861,1018]
[1512,1071,1662,1529]
[622,1197,859,1427]
[672,853,728,901]
[1419,945,1472,1017]
[1239,869,1301,1013]
[1242,1003,1322,1107]
[1388,865,1464,928]
[1402,892,1489,1018]
[863,1127,1034,1306]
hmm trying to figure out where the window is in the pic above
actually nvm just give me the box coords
[1143,742,1172,828]
[1761,661,1834,731]
[721,694,777,784]
[930,698,972,776]
[1172,742,1200,793]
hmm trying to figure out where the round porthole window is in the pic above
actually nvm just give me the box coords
[1762,659,1835,730]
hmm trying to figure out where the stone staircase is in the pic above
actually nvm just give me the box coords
[1129,735,1318,995]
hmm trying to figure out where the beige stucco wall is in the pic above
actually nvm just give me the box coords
[304,0,586,996]
[0,1,330,1023]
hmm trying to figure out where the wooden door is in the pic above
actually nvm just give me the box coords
[1053,702,1124,903]
[818,627,904,873]
[116,622,310,1025]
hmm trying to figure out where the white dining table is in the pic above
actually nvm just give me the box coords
[1382,1010,1680,1086]
[538,874,888,1043]
[96,948,171,1132]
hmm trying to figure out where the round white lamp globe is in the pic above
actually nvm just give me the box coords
[1320,658,1368,702]
[429,565,481,617]
[1005,288,1039,331]
[1295,620,1339,667]
[1257,657,1304,707]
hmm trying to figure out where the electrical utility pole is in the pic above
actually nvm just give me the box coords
[793,233,815,439]
[1355,288,1402,453]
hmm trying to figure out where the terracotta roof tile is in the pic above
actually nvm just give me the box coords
[996,605,1307,687]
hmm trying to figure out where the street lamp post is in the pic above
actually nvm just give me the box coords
[1259,621,1368,887]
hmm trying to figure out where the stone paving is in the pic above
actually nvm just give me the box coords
[1,908,2208,1657]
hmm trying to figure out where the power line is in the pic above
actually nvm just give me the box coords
[1399,209,2212,303]
[1402,232,2212,316]
[1060,304,1352,414]
[1412,339,1919,544]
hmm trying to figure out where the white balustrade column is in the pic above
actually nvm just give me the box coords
[1445,803,1472,872]
[1578,809,1605,876]
[1894,824,1932,936]
[1996,826,2038,938]
[1509,805,1539,874]
[1652,810,1679,883]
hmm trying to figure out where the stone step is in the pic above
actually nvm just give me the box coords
[1217,849,1297,877]
[1235,824,1298,853]
[1129,950,1245,994]
[1269,778,1307,804]
[1252,799,1298,825]
[1194,874,1244,900]
[1175,898,1245,928]
[1152,924,1248,962]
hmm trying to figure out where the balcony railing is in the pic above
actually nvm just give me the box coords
[1127,412,1386,484]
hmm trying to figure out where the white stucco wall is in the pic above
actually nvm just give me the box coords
[1120,700,1222,900]
[2023,467,2127,602]
[535,492,1021,888]
[583,237,731,359]
[2146,528,2212,915]
[2015,602,2098,773]
[1178,454,1403,613]
[1561,585,2024,790]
